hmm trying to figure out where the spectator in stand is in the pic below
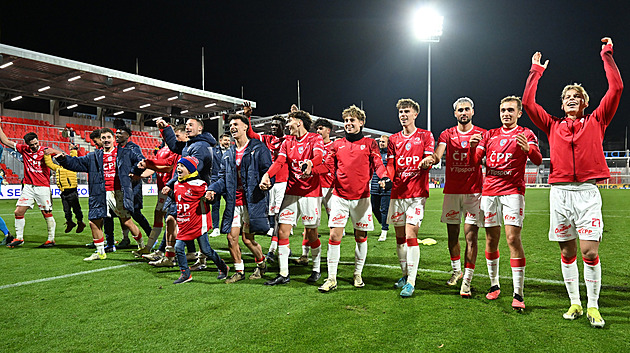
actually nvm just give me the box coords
[371,135,391,242]
[68,127,75,144]
[47,143,86,233]
[209,133,232,238]
[0,123,57,248]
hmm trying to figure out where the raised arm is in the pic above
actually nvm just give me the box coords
[592,37,624,126]
[0,118,16,149]
[522,51,553,135]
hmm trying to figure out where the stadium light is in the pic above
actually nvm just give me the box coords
[412,6,443,133]
[180,109,189,114]
[38,86,51,92]
[94,95,106,101]
[140,103,151,108]
[10,96,22,101]
[335,129,344,133]
[208,116,220,120]
[122,86,136,92]
[167,95,178,101]
[254,123,265,128]
[114,111,124,116]
[0,62,13,69]
[67,104,78,109]
[68,75,81,82]
[205,103,217,108]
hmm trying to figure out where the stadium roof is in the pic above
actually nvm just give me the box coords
[0,43,254,121]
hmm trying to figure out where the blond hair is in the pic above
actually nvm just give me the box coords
[561,84,589,105]
[500,96,522,112]
[342,105,367,122]
[396,98,420,113]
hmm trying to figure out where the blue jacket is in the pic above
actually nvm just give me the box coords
[58,147,144,220]
[211,145,228,183]
[209,139,272,235]
[162,127,216,187]
[370,149,390,196]
[120,140,146,209]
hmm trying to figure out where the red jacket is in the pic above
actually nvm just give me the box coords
[522,44,623,183]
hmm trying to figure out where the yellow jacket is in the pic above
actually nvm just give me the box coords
[45,150,78,191]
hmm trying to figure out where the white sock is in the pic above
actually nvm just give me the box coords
[510,258,526,297]
[133,233,145,249]
[451,257,462,272]
[278,244,290,277]
[95,238,105,255]
[268,238,278,253]
[354,239,368,275]
[15,217,25,240]
[406,242,420,287]
[45,216,56,241]
[396,240,407,276]
[463,266,475,287]
[310,241,322,273]
[584,257,601,309]
[147,226,162,249]
[486,251,500,287]
[327,242,341,280]
[561,255,581,305]
[235,261,244,272]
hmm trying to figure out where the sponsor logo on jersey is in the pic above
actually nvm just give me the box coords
[554,224,572,233]
[355,222,368,228]
[485,212,497,220]
[405,142,411,151]
[504,214,516,221]
[280,210,295,218]
[390,211,405,221]
[445,210,459,218]
[577,228,593,235]
[461,141,468,148]
[301,215,314,222]
[500,138,508,146]
[466,212,476,218]
[331,214,347,222]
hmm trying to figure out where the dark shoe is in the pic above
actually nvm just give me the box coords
[76,222,86,233]
[306,271,321,283]
[0,234,14,246]
[104,245,117,253]
[217,261,230,280]
[65,221,77,233]
[117,238,131,249]
[266,251,276,264]
[37,240,56,248]
[264,274,290,286]
[173,270,192,284]
[7,239,24,248]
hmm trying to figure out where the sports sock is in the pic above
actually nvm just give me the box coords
[354,237,368,275]
[561,254,580,305]
[301,238,310,257]
[463,262,475,287]
[147,224,163,249]
[268,236,278,254]
[510,258,526,297]
[44,214,56,241]
[485,250,500,287]
[406,238,420,287]
[309,239,322,273]
[327,240,341,280]
[451,255,462,273]
[165,245,176,259]
[0,216,10,236]
[278,239,290,277]
[133,233,145,248]
[94,236,105,255]
[583,256,601,309]
[396,237,407,276]
[235,261,245,272]
[14,216,25,240]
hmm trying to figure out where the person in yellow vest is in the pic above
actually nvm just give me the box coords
[45,144,86,233]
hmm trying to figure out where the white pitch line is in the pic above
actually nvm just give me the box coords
[0,262,141,290]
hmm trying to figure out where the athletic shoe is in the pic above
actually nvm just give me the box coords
[149,257,175,267]
[217,262,229,280]
[486,285,501,300]
[563,304,584,320]
[394,276,408,289]
[186,252,197,261]
[117,238,131,249]
[132,247,151,258]
[65,221,77,233]
[294,255,309,265]
[587,307,605,328]
[512,293,525,311]
[104,245,117,253]
[84,252,107,261]
[86,242,96,249]
[306,271,321,283]
[264,274,290,286]
[400,283,415,298]
[173,271,192,284]
[209,228,221,238]
[377,230,387,242]
[190,257,207,271]
[460,281,472,298]
[76,221,86,233]
[353,274,365,288]
[249,262,267,280]
[37,240,55,248]
[0,234,14,246]
[142,250,163,261]
[266,251,276,264]
[446,270,463,286]
[225,271,245,284]
[318,278,337,292]
[6,239,24,248]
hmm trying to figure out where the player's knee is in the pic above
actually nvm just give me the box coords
[581,248,599,261]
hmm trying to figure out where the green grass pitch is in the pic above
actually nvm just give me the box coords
[0,189,628,352]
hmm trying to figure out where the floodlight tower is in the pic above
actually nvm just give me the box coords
[412,7,443,133]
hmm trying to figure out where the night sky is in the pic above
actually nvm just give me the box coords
[1,1,628,148]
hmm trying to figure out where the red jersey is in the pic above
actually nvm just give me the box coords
[235,143,247,206]
[249,131,289,183]
[523,43,623,184]
[476,126,539,196]
[16,143,50,187]
[320,140,334,189]
[103,148,121,191]
[174,178,211,241]
[317,137,386,200]
[437,126,486,194]
[148,145,180,189]
[387,128,435,199]
[273,132,324,197]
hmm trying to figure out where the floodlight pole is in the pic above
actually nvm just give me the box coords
[427,43,432,132]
